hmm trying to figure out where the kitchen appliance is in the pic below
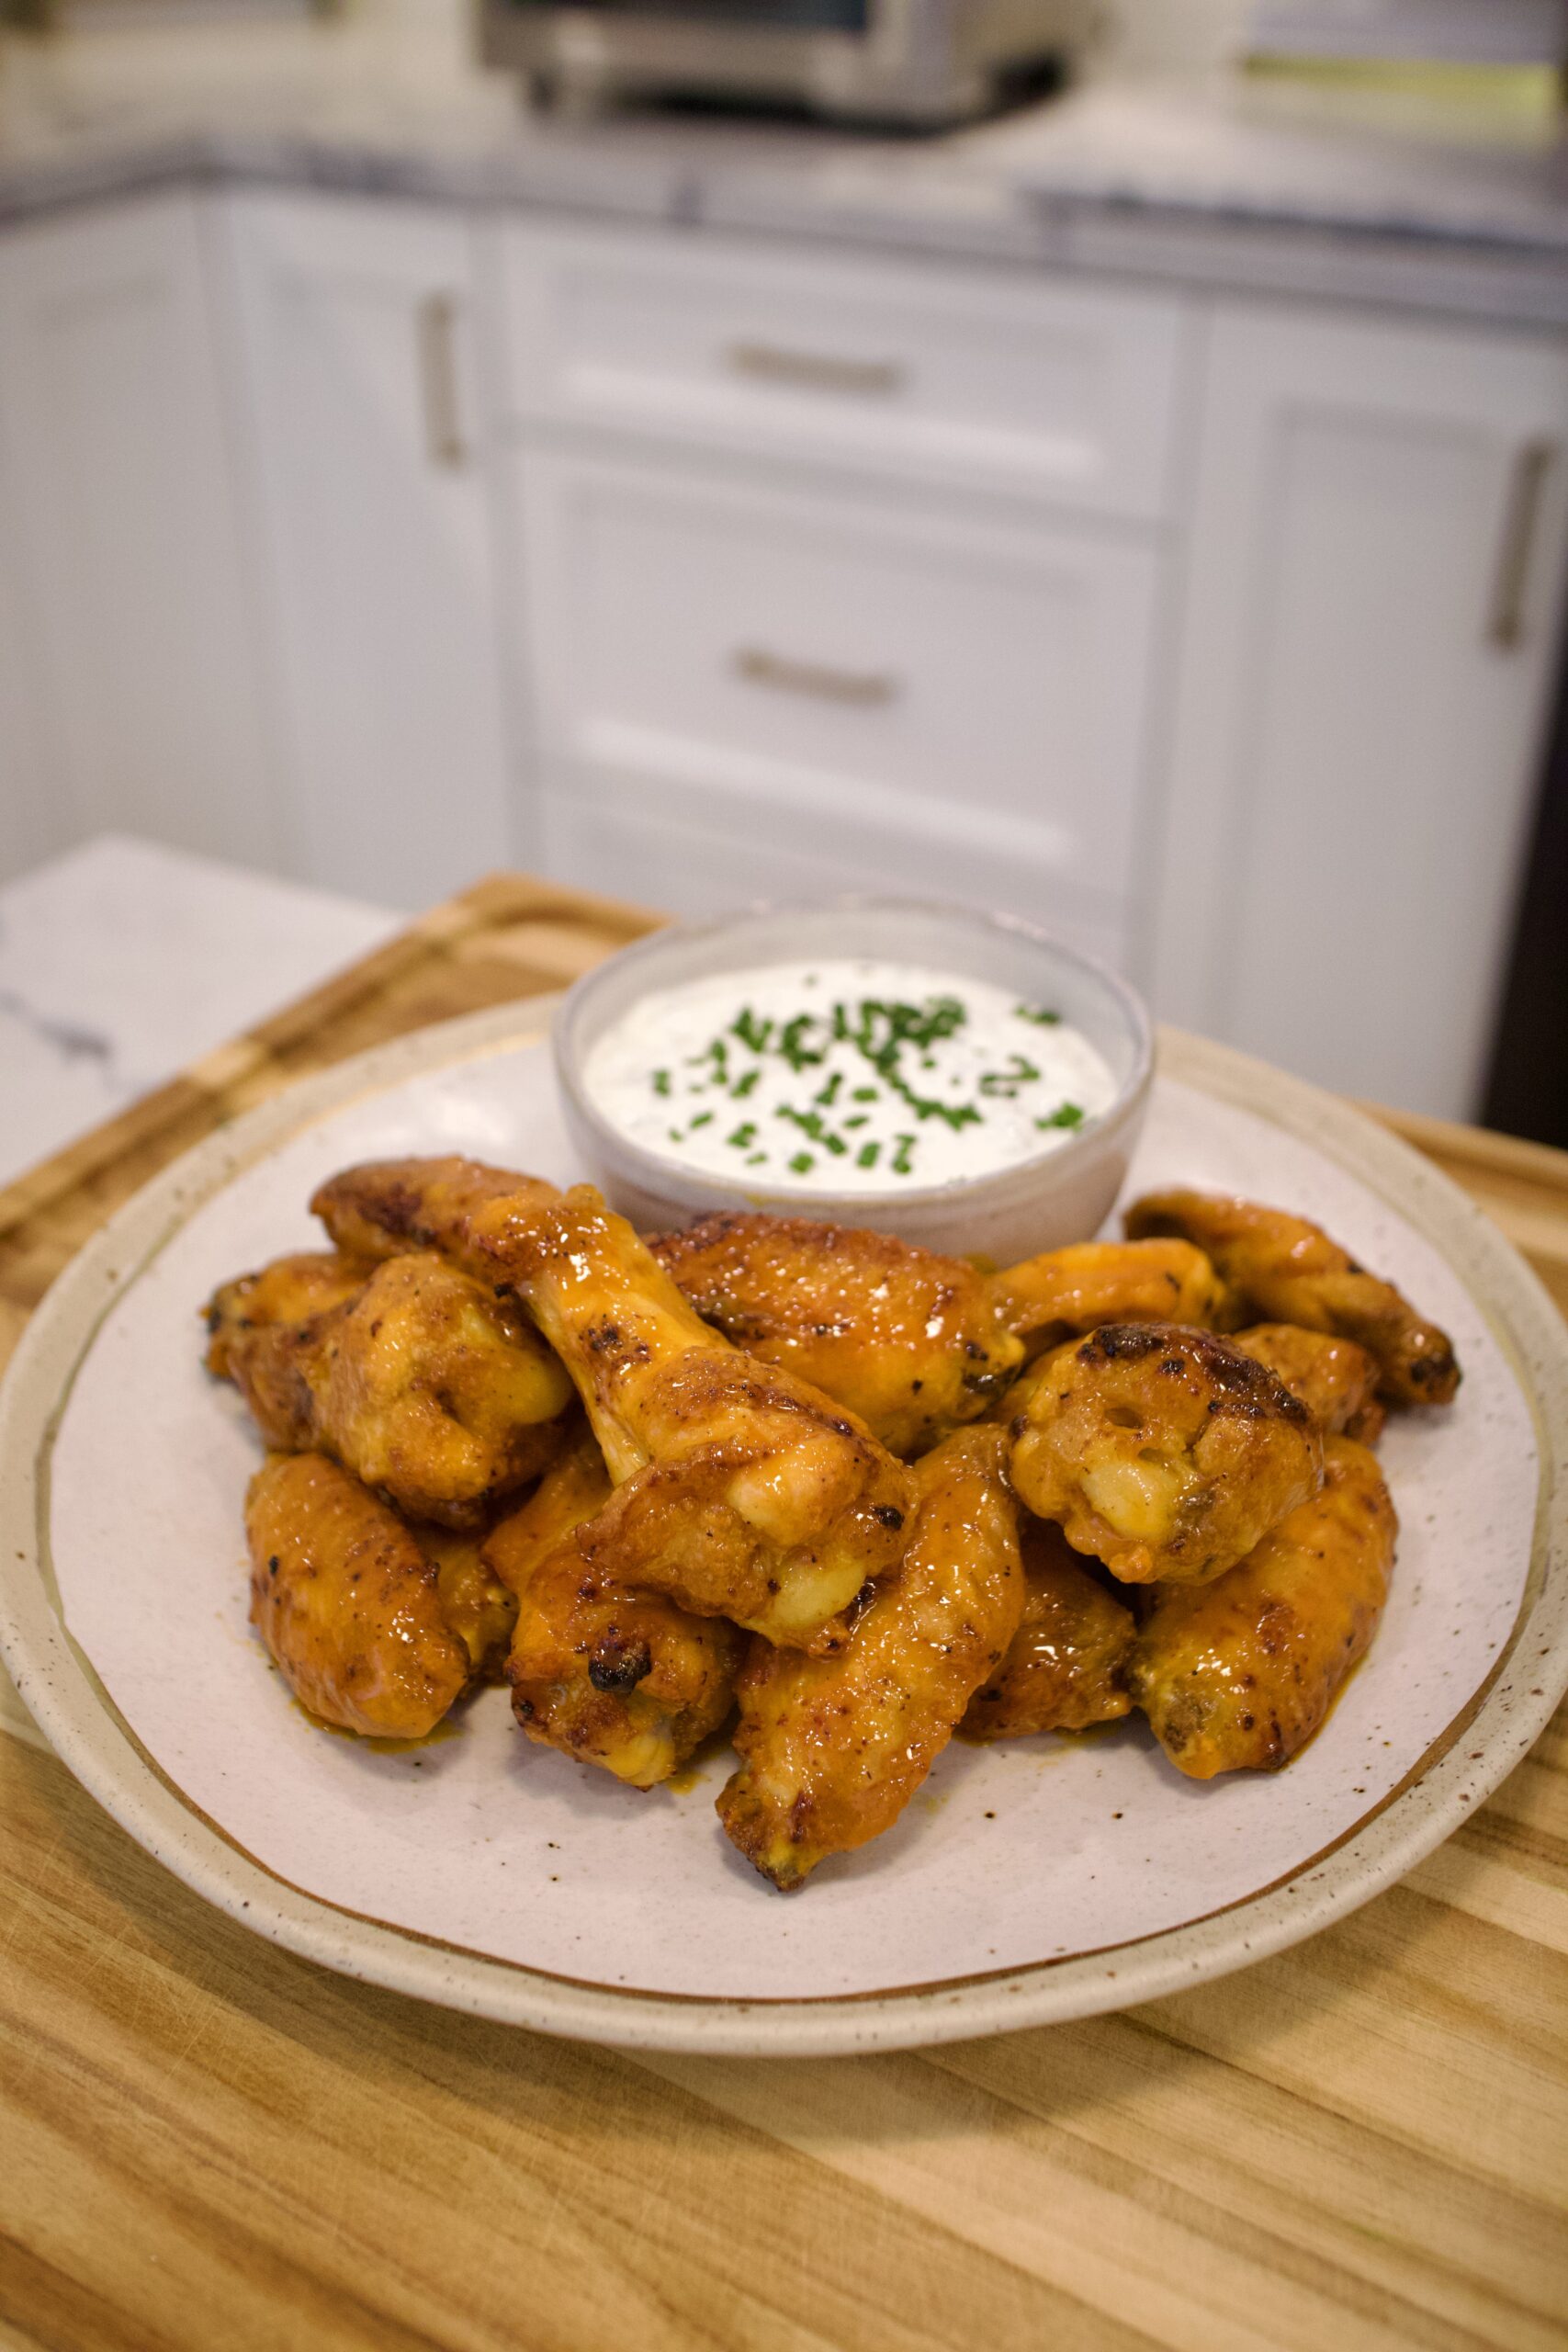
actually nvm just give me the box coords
[481,0,1100,128]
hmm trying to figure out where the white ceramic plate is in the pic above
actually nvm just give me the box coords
[2,1004,1564,2057]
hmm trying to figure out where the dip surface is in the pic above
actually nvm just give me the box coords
[581,958,1118,1193]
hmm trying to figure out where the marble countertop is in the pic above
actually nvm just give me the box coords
[2,68,1566,325]
[0,834,398,1193]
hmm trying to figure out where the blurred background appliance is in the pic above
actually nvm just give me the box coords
[481,0,1100,125]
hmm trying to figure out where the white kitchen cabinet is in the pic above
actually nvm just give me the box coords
[0,195,283,877]
[501,220,1193,522]
[513,446,1165,959]
[0,447,67,886]
[216,193,513,907]
[1153,303,1568,1120]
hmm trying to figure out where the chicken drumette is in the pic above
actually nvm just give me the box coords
[312,1161,913,1650]
[209,1248,573,1528]
[1008,1322,1323,1587]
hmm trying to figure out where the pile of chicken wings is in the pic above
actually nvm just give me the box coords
[204,1159,1459,1889]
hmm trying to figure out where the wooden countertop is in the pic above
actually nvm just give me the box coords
[2,872,1565,2352]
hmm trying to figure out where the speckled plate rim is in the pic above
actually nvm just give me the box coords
[1,1003,1562,2058]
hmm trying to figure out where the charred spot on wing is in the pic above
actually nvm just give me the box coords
[588,1634,654,1693]
[375,1181,433,1247]
[873,1505,905,1532]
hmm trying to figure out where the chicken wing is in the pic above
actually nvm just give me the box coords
[962,1517,1135,1739]
[1232,1324,1385,1443]
[246,1452,470,1738]
[203,1250,375,1379]
[486,1432,742,1787]
[414,1524,518,1682]
[1124,1190,1460,1407]
[311,1154,561,1281]
[650,1210,1023,1456]
[988,1238,1228,1354]
[1008,1322,1323,1587]
[312,1162,913,1649]
[218,1250,573,1528]
[1131,1435,1396,1778]
[716,1426,1023,1890]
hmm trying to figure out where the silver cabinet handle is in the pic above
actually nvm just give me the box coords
[1487,437,1557,650]
[727,341,905,398]
[416,290,467,470]
[733,645,899,707]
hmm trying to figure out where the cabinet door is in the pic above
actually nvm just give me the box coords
[514,447,1164,967]
[219,194,512,907]
[0,195,282,874]
[1155,305,1568,1120]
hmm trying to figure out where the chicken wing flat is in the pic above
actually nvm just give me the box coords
[1131,1435,1396,1779]
[246,1452,470,1738]
[219,1250,573,1528]
[988,1238,1228,1354]
[1232,1324,1385,1443]
[487,1433,741,1787]
[1124,1190,1460,1407]
[650,1210,1023,1456]
[963,1517,1135,1739]
[203,1250,375,1379]
[716,1426,1023,1890]
[312,1162,912,1649]
[1009,1322,1322,1587]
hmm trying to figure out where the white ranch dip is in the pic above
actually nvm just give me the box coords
[582,958,1117,1194]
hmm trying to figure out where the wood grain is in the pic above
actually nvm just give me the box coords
[2,870,1565,2352]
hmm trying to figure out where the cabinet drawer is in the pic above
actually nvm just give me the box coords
[517,451,1164,909]
[502,224,1190,521]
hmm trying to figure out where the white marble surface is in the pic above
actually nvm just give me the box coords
[1,64,1566,325]
[0,833,399,1191]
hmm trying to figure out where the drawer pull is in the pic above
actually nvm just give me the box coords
[726,341,905,398]
[733,645,900,707]
[416,290,467,470]
[1486,437,1557,650]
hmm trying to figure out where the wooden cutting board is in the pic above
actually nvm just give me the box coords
[2,870,1566,2352]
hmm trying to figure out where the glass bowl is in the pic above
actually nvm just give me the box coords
[552,898,1152,1264]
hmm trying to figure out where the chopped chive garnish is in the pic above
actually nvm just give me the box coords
[1014,1003,1061,1025]
[731,1008,772,1053]
[814,1070,843,1108]
[842,1114,869,1131]
[746,1151,767,1167]
[651,1069,671,1097]
[728,1122,757,1149]
[789,1151,815,1175]
[1036,1102,1085,1130]
[979,1055,1041,1100]
[731,1068,761,1100]
[688,1111,714,1130]
[890,1134,917,1176]
[852,1086,878,1103]
[857,1141,881,1170]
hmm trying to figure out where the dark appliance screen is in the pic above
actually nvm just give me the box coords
[500,0,871,22]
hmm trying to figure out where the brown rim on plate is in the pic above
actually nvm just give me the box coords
[1,1003,1562,2056]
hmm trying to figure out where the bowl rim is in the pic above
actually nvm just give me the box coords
[550,894,1154,1216]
